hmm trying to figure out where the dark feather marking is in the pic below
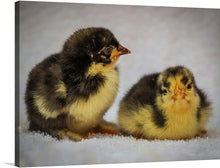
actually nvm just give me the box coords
[81,74,106,100]
[196,87,210,108]
[29,113,68,131]
[164,81,170,88]
[181,76,189,85]
[196,107,201,121]
[123,73,160,107]
[56,97,66,107]
[152,105,167,128]
[195,86,210,122]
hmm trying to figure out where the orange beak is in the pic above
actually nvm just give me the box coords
[110,44,131,60]
[172,84,186,101]
[117,44,131,55]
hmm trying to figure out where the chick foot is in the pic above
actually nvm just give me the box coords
[57,129,86,141]
[90,119,119,136]
[195,129,207,138]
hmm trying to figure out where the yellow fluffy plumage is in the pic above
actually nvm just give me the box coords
[66,62,119,132]
[118,66,211,140]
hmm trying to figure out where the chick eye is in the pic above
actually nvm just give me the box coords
[103,47,112,56]
[187,83,192,89]
[161,89,167,95]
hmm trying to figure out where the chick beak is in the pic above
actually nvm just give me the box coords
[117,44,131,55]
[110,44,131,61]
[172,85,186,101]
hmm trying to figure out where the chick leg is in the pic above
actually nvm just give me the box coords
[90,119,119,135]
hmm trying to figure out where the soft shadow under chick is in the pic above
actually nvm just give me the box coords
[25,27,130,141]
[118,66,211,140]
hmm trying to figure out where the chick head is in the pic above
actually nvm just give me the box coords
[63,27,130,66]
[156,66,199,114]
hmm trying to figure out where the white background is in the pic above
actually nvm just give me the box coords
[0,0,219,168]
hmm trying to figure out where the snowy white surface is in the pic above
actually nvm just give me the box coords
[18,2,220,167]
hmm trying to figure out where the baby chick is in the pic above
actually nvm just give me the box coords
[118,66,211,140]
[25,27,130,141]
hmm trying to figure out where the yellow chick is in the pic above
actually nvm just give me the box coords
[118,66,211,140]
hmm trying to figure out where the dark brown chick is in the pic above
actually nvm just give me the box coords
[25,27,130,141]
